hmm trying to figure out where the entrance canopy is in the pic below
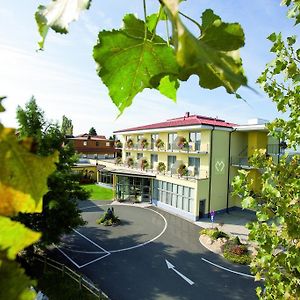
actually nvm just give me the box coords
[110,169,156,179]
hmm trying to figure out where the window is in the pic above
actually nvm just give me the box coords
[188,157,200,175]
[83,141,87,146]
[106,142,110,147]
[151,134,158,149]
[126,135,131,141]
[150,154,158,168]
[137,153,143,160]
[96,141,99,146]
[137,135,142,142]
[153,180,194,213]
[126,152,131,157]
[167,155,176,171]
[189,132,201,151]
[168,133,177,150]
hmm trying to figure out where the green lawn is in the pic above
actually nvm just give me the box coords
[82,184,114,200]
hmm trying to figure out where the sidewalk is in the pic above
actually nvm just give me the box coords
[195,210,256,243]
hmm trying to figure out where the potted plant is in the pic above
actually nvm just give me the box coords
[157,162,166,173]
[140,138,149,149]
[115,140,123,148]
[126,157,134,167]
[155,138,164,150]
[177,137,189,149]
[140,158,149,170]
[126,138,134,148]
[114,157,122,165]
[177,164,188,177]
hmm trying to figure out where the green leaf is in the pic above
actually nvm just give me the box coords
[241,196,256,209]
[0,96,6,113]
[0,254,36,300]
[158,75,179,102]
[35,0,91,49]
[93,14,178,114]
[161,1,247,94]
[0,217,40,259]
[0,127,58,216]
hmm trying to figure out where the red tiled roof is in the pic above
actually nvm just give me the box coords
[70,133,107,141]
[114,114,236,133]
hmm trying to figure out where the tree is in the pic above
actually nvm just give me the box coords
[61,115,73,136]
[232,8,300,298]
[0,97,57,299]
[89,127,97,136]
[16,97,88,246]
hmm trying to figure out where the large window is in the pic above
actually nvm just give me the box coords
[153,180,194,213]
[137,153,143,160]
[167,155,176,171]
[151,134,158,149]
[168,133,177,150]
[150,154,158,168]
[116,176,151,202]
[189,132,201,151]
[188,157,200,175]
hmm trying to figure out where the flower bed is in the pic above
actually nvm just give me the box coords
[200,228,252,265]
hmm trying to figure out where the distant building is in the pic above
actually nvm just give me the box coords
[67,133,119,159]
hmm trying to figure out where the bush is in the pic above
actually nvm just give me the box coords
[222,238,251,265]
[200,228,229,240]
[97,208,120,226]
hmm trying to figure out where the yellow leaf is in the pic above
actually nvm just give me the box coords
[0,127,58,216]
[0,217,41,259]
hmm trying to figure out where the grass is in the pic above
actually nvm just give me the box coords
[82,184,113,200]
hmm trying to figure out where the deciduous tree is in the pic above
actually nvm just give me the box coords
[16,97,88,246]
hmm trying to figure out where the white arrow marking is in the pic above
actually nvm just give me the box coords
[165,259,194,285]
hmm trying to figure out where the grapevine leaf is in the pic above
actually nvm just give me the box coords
[158,75,179,101]
[0,96,6,112]
[161,1,247,93]
[35,0,91,49]
[0,127,58,216]
[0,254,36,300]
[0,217,41,259]
[93,14,178,114]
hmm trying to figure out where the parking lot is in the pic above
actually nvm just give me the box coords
[54,200,258,300]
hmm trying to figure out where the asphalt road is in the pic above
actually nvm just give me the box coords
[54,200,258,300]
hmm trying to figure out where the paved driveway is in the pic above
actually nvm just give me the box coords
[53,200,258,300]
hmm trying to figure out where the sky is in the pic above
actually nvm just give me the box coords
[0,0,296,137]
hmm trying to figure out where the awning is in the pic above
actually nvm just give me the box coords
[110,169,156,179]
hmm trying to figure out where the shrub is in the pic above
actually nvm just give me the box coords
[97,208,120,226]
[222,238,251,265]
[200,228,229,240]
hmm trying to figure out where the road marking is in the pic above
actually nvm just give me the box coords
[73,229,110,254]
[61,204,168,254]
[201,258,255,279]
[165,259,194,285]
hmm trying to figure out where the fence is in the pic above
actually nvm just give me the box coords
[33,254,109,300]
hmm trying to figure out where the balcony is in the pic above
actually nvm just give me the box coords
[230,156,253,169]
[124,141,209,154]
[100,159,208,181]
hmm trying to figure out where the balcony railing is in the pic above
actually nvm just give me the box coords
[102,159,209,180]
[124,142,209,153]
[231,156,250,168]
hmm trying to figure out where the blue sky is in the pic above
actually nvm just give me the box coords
[0,1,295,136]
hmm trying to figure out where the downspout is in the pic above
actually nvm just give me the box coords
[226,128,236,213]
[208,126,215,218]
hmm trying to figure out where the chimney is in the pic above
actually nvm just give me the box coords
[185,112,190,118]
